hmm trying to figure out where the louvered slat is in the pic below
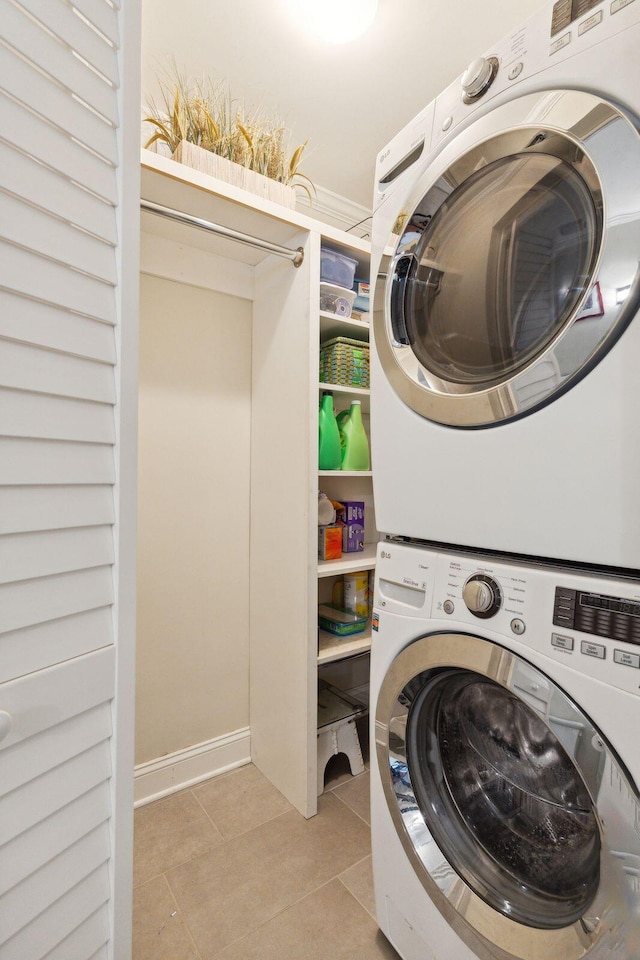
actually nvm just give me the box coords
[0,293,117,363]
[0,647,115,752]
[1,607,114,683]
[0,741,112,847]
[0,47,117,165]
[0,143,117,245]
[71,0,120,45]
[0,438,116,485]
[0,389,116,444]
[40,908,110,960]
[2,703,112,797]
[0,94,118,205]
[0,193,117,285]
[0,486,115,535]
[0,566,114,635]
[1,825,110,943]
[0,341,116,402]
[17,0,119,86]
[0,242,116,322]
[0,526,115,585]
[2,865,110,960]
[3,2,118,124]
[0,783,110,896]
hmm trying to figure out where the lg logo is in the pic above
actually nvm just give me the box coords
[381,550,391,559]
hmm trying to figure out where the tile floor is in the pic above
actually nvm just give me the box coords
[133,756,401,960]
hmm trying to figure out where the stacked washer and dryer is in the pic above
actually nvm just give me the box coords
[368,2,640,959]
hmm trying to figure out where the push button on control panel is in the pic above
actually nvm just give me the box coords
[614,649,640,669]
[581,640,606,660]
[552,633,575,651]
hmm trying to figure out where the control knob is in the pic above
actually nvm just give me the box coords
[461,56,499,102]
[463,574,502,618]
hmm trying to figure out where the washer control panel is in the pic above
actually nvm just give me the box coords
[374,541,640,696]
[554,587,640,646]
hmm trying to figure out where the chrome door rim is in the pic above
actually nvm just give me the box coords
[374,90,640,427]
[375,632,640,960]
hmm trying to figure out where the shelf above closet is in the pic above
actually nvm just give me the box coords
[141,149,370,268]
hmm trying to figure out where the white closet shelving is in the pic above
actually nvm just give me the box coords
[139,149,374,818]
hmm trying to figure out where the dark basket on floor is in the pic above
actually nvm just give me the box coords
[319,337,370,388]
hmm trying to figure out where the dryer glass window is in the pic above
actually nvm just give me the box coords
[406,669,601,928]
[404,154,599,384]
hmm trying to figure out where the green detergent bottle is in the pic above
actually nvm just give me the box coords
[318,392,342,470]
[339,400,370,471]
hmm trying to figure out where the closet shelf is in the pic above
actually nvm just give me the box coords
[317,626,372,666]
[319,311,370,342]
[317,543,377,577]
[318,470,373,477]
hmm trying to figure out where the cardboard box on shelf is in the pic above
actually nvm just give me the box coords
[318,524,343,561]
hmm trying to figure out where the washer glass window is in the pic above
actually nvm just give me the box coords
[406,669,600,928]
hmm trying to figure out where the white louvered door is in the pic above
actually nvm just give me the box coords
[0,1,140,958]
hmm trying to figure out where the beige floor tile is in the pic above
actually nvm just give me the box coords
[216,878,401,960]
[166,792,371,959]
[134,789,224,887]
[332,770,370,825]
[193,763,293,840]
[339,855,377,920]
[133,875,201,960]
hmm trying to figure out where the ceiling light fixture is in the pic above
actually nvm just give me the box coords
[294,0,379,43]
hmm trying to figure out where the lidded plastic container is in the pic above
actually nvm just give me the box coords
[320,247,358,289]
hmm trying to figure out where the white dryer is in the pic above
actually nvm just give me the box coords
[370,539,640,960]
[370,0,640,568]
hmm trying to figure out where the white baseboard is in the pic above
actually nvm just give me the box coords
[134,727,251,807]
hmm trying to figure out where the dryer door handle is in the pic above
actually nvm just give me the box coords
[390,254,414,345]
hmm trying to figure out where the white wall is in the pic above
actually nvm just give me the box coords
[136,274,252,764]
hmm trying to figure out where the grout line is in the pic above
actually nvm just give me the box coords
[190,787,226,841]
[160,872,205,960]
[337,872,378,923]
[210,877,341,956]
[330,784,371,829]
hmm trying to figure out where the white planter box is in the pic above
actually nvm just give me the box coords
[172,141,297,209]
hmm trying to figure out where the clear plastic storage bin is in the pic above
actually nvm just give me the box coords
[320,247,358,289]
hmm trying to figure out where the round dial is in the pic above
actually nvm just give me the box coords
[461,56,499,101]
[463,574,502,618]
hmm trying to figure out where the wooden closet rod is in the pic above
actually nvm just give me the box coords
[140,199,305,267]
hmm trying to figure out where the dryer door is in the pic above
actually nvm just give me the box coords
[375,89,640,426]
[375,632,640,960]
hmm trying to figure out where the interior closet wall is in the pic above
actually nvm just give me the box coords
[136,273,252,764]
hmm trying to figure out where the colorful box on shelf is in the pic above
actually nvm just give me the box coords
[319,337,370,388]
[337,500,365,553]
[318,604,367,637]
[318,524,342,561]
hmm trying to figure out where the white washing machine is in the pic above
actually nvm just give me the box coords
[370,0,640,569]
[370,539,640,960]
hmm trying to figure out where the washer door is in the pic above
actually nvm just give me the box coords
[375,633,640,960]
[375,90,640,426]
